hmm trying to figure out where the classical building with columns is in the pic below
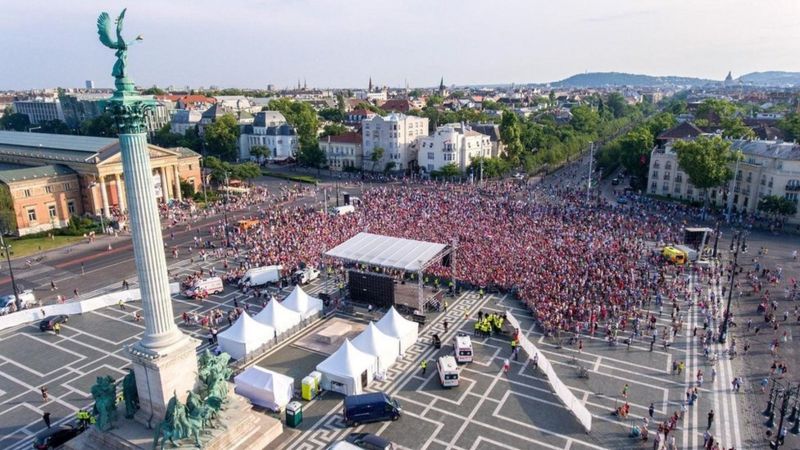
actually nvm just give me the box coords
[0,131,201,235]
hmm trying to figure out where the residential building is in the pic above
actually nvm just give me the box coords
[647,124,800,222]
[85,80,94,89]
[380,99,412,114]
[170,109,203,135]
[320,132,363,171]
[0,131,201,235]
[345,109,376,126]
[354,90,388,103]
[468,123,506,158]
[362,113,428,172]
[417,124,492,173]
[12,99,65,125]
[239,111,298,161]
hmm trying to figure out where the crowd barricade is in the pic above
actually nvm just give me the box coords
[506,312,593,433]
[0,282,180,332]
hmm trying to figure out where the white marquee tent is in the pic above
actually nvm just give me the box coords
[282,285,323,320]
[324,232,448,272]
[375,306,419,354]
[253,298,302,335]
[352,322,400,373]
[315,339,377,395]
[234,366,294,412]
[217,312,275,360]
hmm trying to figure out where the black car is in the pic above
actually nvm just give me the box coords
[39,315,69,332]
[33,424,83,449]
[345,432,395,450]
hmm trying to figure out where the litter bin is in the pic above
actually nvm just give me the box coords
[286,401,303,428]
[301,376,317,401]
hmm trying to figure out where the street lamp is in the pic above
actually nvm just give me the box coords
[222,171,230,247]
[719,230,745,343]
[0,233,21,311]
[769,382,800,448]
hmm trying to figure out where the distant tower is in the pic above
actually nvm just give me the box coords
[304,78,307,90]
[439,76,445,94]
[368,76,373,92]
[723,71,734,86]
[297,78,301,90]
[85,80,95,89]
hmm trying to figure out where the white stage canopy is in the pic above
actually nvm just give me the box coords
[324,232,448,272]
[217,312,275,360]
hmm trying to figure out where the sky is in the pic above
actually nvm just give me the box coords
[1,0,799,90]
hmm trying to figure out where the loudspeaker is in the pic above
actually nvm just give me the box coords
[343,192,350,205]
[442,253,452,267]
[348,270,394,307]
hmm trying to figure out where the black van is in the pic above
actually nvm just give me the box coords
[342,392,401,427]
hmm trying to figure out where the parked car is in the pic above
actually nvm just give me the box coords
[0,289,37,314]
[33,423,84,449]
[345,432,395,450]
[39,315,69,332]
[294,267,320,285]
[616,196,628,205]
[611,177,620,186]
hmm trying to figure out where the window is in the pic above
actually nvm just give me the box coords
[665,162,672,170]
[67,201,76,215]
[45,185,53,193]
[428,152,434,160]
[48,205,56,218]
[675,175,682,183]
[188,164,193,171]
[652,171,659,180]
[663,172,670,181]
[23,189,31,198]
[63,183,71,191]
[653,161,660,169]
[27,208,36,222]
[674,185,681,193]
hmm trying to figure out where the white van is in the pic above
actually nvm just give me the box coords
[0,289,36,314]
[437,355,460,387]
[240,265,282,287]
[184,277,224,298]
[294,267,320,285]
[330,205,355,216]
[453,334,473,363]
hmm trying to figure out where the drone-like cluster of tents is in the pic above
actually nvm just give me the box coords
[217,285,323,360]
[315,307,419,395]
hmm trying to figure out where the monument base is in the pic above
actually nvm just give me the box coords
[128,335,200,428]
[64,394,283,450]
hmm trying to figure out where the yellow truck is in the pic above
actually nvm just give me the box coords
[662,246,688,265]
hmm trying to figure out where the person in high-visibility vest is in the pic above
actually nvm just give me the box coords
[420,360,428,375]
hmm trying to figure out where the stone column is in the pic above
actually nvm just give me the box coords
[114,173,126,212]
[158,167,169,203]
[172,165,182,201]
[98,175,110,218]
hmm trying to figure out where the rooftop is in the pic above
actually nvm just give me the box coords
[0,163,75,184]
[0,131,116,154]
[731,139,800,161]
[324,232,449,272]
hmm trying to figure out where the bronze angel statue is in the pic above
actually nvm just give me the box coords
[96,8,143,80]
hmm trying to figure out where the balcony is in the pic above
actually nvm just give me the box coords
[786,184,800,192]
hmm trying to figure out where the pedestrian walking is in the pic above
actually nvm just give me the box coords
[42,411,51,428]
[80,262,85,275]
[503,358,510,374]
[420,359,427,376]
[53,323,61,336]
[622,383,629,399]
[648,402,655,419]
[532,352,539,371]
[118,299,126,311]
[41,386,48,402]
[706,409,714,430]
[50,280,56,291]
[443,319,448,332]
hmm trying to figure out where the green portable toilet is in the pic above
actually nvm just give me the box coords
[286,401,303,428]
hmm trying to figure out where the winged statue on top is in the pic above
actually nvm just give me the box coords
[96,8,143,80]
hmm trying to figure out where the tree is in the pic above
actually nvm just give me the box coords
[696,99,737,125]
[384,161,397,173]
[569,105,599,135]
[204,114,240,161]
[248,145,270,160]
[758,195,798,222]
[80,113,116,137]
[435,163,460,178]
[296,143,327,172]
[606,92,628,118]
[721,116,755,139]
[36,119,71,134]
[674,136,734,205]
[0,184,17,234]
[645,112,677,138]
[320,123,347,137]
[141,86,167,95]
[229,162,262,180]
[268,99,319,150]
[318,108,344,122]
[179,179,195,199]
[500,111,523,164]
[778,112,800,142]
[0,112,31,131]
[370,147,385,172]
[617,127,654,186]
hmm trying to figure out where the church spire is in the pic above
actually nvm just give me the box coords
[439,76,445,94]
[368,76,373,92]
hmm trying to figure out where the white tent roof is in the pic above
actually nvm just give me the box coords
[324,232,448,272]
[218,311,275,344]
[375,306,418,339]
[352,322,399,357]
[234,366,294,392]
[282,285,323,318]
[253,298,302,333]
[316,339,377,378]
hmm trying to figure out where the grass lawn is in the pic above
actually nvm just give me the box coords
[6,235,87,259]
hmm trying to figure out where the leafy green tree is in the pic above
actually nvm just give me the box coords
[0,184,17,234]
[778,112,800,142]
[758,195,798,222]
[179,179,195,199]
[230,162,262,180]
[426,95,444,107]
[569,105,599,135]
[645,112,677,138]
[384,161,397,173]
[321,123,347,137]
[36,119,71,134]
[617,127,654,186]
[370,147,385,172]
[204,114,240,161]
[674,136,734,205]
[141,86,167,95]
[434,163,461,177]
[248,145,270,160]
[696,99,736,125]
[80,113,116,137]
[0,111,31,131]
[318,108,344,122]
[721,116,755,139]
[606,93,628,119]
[500,111,523,164]
[467,157,510,178]
[297,143,327,172]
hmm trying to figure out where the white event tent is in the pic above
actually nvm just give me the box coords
[375,306,419,354]
[282,285,323,320]
[315,339,377,395]
[217,312,275,360]
[234,366,294,412]
[352,322,400,373]
[253,298,302,336]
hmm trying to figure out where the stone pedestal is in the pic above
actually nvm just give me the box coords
[128,336,199,429]
[65,393,283,450]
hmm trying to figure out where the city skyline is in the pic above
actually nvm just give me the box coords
[2,0,800,90]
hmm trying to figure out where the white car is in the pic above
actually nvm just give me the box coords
[0,289,37,314]
[294,267,320,285]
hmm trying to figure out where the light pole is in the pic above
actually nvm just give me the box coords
[719,230,743,343]
[223,171,230,246]
[586,142,594,203]
[0,233,21,311]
